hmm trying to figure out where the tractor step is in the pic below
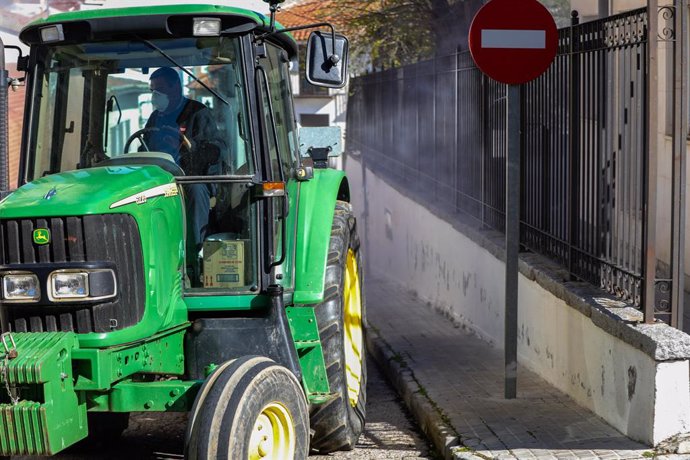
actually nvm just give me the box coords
[308,392,339,405]
[0,332,87,456]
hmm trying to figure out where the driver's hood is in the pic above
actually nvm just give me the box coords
[0,166,177,219]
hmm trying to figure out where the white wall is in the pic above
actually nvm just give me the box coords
[346,155,690,445]
[519,273,690,444]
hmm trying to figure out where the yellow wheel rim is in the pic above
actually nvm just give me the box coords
[344,248,364,407]
[248,402,294,460]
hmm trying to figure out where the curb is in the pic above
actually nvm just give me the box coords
[365,324,485,460]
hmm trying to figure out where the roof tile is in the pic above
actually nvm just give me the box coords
[8,87,25,189]
[278,0,341,41]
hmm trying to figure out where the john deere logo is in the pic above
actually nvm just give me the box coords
[33,229,50,245]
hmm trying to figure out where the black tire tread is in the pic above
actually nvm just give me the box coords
[309,201,367,454]
[186,356,309,460]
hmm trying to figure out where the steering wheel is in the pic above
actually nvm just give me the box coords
[96,127,186,176]
[123,127,159,153]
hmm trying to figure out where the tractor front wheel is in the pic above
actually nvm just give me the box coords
[309,201,367,453]
[185,356,309,460]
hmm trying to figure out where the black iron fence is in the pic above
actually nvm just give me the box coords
[346,8,657,318]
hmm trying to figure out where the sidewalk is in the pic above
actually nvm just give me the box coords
[364,273,659,460]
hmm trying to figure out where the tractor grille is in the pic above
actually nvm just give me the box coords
[0,215,145,333]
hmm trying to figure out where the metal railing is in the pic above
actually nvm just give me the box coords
[522,9,648,307]
[346,7,688,325]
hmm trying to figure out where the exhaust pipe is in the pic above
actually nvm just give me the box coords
[0,37,8,193]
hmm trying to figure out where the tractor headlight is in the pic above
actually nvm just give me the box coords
[193,18,221,36]
[40,24,65,43]
[2,274,40,302]
[48,269,117,302]
[50,272,89,300]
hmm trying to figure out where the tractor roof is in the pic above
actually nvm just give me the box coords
[19,4,296,55]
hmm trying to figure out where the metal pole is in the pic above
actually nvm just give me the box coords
[643,0,659,323]
[0,38,7,335]
[0,37,8,193]
[505,84,520,400]
[599,0,610,18]
[670,0,687,328]
[568,11,580,279]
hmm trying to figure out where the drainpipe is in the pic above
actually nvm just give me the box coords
[0,37,6,334]
[599,0,610,17]
[0,37,8,193]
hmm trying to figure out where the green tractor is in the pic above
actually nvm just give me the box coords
[0,1,366,458]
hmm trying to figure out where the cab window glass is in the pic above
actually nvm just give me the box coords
[262,43,299,178]
[29,37,253,180]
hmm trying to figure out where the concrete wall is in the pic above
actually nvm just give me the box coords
[346,154,690,445]
[518,275,690,444]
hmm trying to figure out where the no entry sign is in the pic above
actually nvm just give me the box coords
[469,0,558,85]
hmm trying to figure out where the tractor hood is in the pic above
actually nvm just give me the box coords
[0,166,176,219]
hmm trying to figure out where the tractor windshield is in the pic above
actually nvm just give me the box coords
[26,36,253,181]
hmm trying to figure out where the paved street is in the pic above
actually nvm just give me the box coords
[365,275,654,460]
[310,358,435,460]
[14,360,434,460]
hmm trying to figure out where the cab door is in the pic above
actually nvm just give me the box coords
[256,41,300,291]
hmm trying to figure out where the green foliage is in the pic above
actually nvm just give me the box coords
[333,0,436,71]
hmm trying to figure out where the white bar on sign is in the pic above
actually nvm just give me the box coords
[481,29,546,49]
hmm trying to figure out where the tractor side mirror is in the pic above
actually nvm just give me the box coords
[306,31,349,88]
[3,46,27,91]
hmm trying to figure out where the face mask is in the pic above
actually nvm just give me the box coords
[151,90,169,112]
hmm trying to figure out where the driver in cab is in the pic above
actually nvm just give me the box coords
[142,67,225,283]
[144,67,222,175]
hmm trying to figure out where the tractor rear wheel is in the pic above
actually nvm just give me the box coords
[309,201,367,453]
[185,356,309,460]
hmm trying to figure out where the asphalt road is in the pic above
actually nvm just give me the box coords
[14,360,435,460]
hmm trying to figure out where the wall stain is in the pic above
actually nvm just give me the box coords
[384,208,393,240]
[627,366,637,401]
[601,365,605,396]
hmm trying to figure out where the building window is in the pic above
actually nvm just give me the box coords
[300,114,330,127]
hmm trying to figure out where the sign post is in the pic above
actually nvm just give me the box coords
[468,0,557,399]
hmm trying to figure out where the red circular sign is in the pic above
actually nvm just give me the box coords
[469,0,558,85]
